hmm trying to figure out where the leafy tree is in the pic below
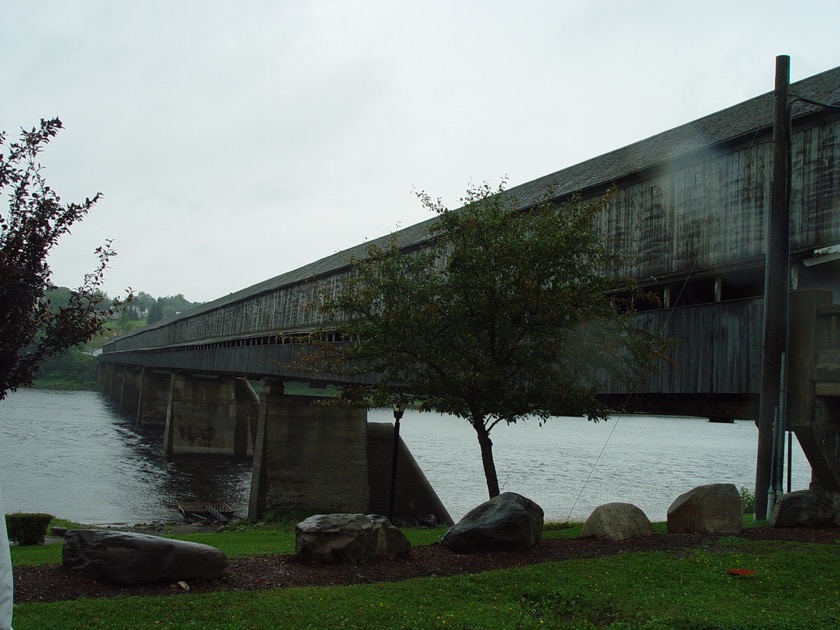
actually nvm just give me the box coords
[31,348,96,390]
[156,293,198,318]
[316,182,662,498]
[132,291,156,313]
[0,118,126,400]
[146,300,164,324]
[45,285,73,309]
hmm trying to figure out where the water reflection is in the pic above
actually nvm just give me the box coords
[0,389,251,525]
[0,389,813,525]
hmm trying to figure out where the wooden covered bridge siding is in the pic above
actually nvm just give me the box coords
[589,109,839,417]
[600,112,840,282]
[101,70,840,415]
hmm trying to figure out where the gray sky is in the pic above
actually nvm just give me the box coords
[3,0,839,303]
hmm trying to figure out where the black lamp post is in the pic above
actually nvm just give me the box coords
[387,401,407,522]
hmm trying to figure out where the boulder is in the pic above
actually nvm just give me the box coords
[667,483,742,534]
[440,492,544,553]
[771,490,835,528]
[62,529,228,585]
[581,503,654,541]
[295,514,411,563]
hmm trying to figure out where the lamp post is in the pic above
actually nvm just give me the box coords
[388,401,408,522]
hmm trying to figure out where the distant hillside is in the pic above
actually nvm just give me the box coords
[31,288,203,390]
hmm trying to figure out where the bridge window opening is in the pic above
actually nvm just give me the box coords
[610,286,665,313]
[671,277,716,307]
[720,268,764,301]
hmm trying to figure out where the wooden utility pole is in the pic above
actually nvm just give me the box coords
[755,55,791,520]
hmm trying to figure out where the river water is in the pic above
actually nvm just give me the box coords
[0,389,812,525]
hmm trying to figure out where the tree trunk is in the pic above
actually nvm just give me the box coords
[472,417,500,498]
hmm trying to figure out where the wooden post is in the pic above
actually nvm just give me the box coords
[755,55,791,520]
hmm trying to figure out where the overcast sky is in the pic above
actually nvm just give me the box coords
[3,1,839,304]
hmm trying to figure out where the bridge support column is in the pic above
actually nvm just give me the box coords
[163,374,250,456]
[249,384,370,518]
[119,367,143,419]
[101,364,124,404]
[234,378,260,457]
[98,362,114,398]
[136,370,173,426]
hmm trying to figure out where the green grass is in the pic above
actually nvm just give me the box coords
[12,519,837,629]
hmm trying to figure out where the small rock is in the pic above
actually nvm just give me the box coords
[441,492,544,553]
[581,503,654,541]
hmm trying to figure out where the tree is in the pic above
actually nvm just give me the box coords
[316,181,662,498]
[146,300,164,324]
[0,118,125,401]
[132,290,156,313]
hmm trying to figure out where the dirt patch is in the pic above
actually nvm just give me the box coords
[14,526,839,604]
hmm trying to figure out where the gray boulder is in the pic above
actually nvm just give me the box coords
[667,483,742,534]
[441,492,544,553]
[771,490,836,528]
[62,529,228,585]
[295,514,411,563]
[581,503,654,541]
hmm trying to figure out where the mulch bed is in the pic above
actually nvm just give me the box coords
[14,526,838,604]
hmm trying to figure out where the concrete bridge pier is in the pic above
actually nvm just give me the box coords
[118,367,143,419]
[249,384,370,518]
[248,384,452,524]
[135,370,173,426]
[163,374,256,457]
[98,363,122,403]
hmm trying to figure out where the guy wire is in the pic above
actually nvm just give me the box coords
[566,414,622,522]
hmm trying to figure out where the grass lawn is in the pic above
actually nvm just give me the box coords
[10,520,840,629]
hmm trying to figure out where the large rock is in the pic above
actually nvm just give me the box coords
[295,514,411,563]
[771,490,836,528]
[62,529,228,585]
[581,503,654,541]
[667,483,742,534]
[441,492,544,553]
